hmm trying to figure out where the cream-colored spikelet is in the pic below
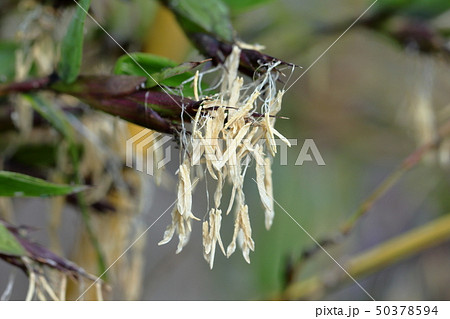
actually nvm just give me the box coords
[159,45,290,268]
[203,208,225,269]
[158,158,200,253]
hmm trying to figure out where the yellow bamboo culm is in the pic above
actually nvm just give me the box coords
[282,214,450,300]
[348,213,450,278]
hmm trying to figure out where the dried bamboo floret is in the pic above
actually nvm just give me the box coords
[158,207,193,254]
[177,160,193,217]
[202,209,226,269]
[159,44,291,267]
[226,204,254,263]
[256,154,275,230]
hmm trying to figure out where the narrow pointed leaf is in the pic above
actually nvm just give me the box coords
[114,53,179,78]
[114,53,207,96]
[0,223,26,257]
[0,171,86,197]
[57,0,91,83]
[114,53,197,86]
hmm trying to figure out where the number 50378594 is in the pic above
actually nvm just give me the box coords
[376,305,438,316]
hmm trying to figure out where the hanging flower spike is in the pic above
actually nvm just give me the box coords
[158,45,292,267]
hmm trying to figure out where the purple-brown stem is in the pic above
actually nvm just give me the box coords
[0,75,201,134]
[189,33,296,78]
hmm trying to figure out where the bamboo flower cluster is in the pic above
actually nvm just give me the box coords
[158,46,290,268]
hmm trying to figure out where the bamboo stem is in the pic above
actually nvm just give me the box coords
[280,214,450,300]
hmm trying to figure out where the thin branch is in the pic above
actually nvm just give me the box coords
[0,75,200,134]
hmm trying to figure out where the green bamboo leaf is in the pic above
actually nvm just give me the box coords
[114,53,207,96]
[162,0,233,42]
[57,0,91,84]
[114,53,179,80]
[0,223,26,257]
[0,171,86,197]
